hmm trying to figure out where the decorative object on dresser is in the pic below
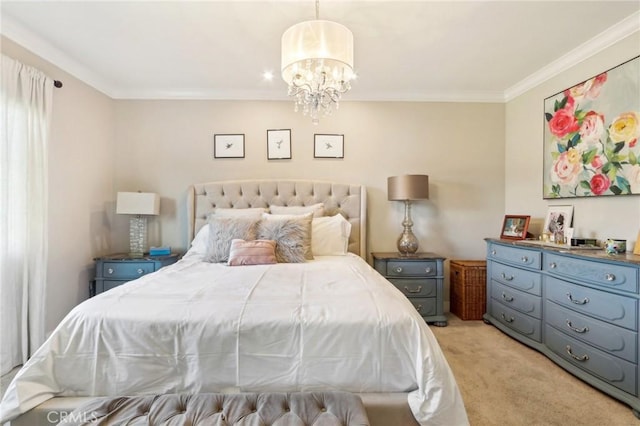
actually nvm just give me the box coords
[543,55,639,199]
[484,238,640,417]
[542,205,573,244]
[116,191,160,257]
[93,253,179,296]
[635,232,640,255]
[213,134,245,158]
[450,260,487,320]
[372,251,447,326]
[314,134,344,158]
[281,0,354,124]
[387,174,429,255]
[266,129,292,160]
[499,215,530,240]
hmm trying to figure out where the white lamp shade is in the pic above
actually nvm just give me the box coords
[281,19,354,82]
[116,192,160,215]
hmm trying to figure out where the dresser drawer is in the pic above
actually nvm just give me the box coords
[408,297,436,317]
[488,243,541,270]
[491,282,542,319]
[389,279,437,298]
[489,262,542,296]
[545,300,637,363]
[545,276,637,331]
[545,325,637,395]
[386,261,438,277]
[544,253,638,294]
[103,280,127,292]
[489,299,541,342]
[102,262,155,279]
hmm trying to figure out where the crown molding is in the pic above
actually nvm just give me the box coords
[1,13,116,97]
[504,11,640,102]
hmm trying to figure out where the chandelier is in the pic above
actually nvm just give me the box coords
[281,0,354,124]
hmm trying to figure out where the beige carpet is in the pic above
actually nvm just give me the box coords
[430,314,637,426]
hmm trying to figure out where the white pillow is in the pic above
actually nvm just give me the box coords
[187,224,210,255]
[312,214,352,256]
[269,203,325,218]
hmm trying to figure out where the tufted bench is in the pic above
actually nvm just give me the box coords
[57,391,370,425]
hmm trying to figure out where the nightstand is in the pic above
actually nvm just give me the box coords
[92,253,180,296]
[372,252,447,326]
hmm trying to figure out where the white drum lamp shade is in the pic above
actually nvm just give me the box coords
[116,192,160,256]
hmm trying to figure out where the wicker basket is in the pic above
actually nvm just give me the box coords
[450,260,487,320]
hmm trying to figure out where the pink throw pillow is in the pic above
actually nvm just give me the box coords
[228,239,277,266]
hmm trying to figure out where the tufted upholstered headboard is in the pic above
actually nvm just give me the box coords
[187,180,367,257]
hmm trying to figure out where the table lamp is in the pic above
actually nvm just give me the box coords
[387,175,429,255]
[116,191,160,256]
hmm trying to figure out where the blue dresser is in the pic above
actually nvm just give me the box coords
[93,253,180,296]
[485,239,640,416]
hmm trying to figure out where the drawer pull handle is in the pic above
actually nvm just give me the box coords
[424,267,432,274]
[501,272,514,281]
[405,285,423,294]
[107,268,114,275]
[605,273,616,282]
[521,256,528,263]
[549,262,557,269]
[137,268,144,275]
[566,345,589,362]
[395,266,403,273]
[566,293,589,305]
[501,292,514,302]
[491,250,496,256]
[414,304,422,313]
[500,313,514,323]
[566,320,589,334]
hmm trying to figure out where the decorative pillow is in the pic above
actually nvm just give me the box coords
[257,213,313,263]
[188,224,210,256]
[269,203,325,218]
[312,214,352,256]
[204,217,259,263]
[211,207,267,219]
[228,239,277,266]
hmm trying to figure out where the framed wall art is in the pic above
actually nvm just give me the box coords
[314,134,344,158]
[543,55,640,199]
[267,129,291,160]
[500,215,530,240]
[214,134,244,158]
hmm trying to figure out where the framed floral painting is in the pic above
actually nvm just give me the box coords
[543,55,640,198]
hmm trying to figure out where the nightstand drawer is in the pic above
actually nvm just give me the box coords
[386,261,437,277]
[102,262,155,279]
[409,297,436,316]
[389,279,437,297]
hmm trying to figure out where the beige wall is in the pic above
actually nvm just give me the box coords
[112,100,505,263]
[2,37,116,334]
[505,33,640,245]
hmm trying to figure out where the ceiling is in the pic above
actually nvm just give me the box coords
[2,1,639,102]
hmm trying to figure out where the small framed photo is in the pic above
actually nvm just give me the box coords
[214,134,244,158]
[267,129,291,160]
[543,205,574,236]
[314,134,344,158]
[500,215,531,240]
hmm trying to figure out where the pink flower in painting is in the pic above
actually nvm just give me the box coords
[579,111,605,145]
[551,151,582,185]
[549,109,580,138]
[584,73,607,99]
[590,173,610,195]
[631,138,637,148]
[590,155,604,170]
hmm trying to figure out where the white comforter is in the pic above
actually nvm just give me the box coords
[0,253,468,425]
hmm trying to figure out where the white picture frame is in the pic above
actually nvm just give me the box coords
[214,134,244,158]
[314,134,344,158]
[267,129,292,160]
[543,205,574,236]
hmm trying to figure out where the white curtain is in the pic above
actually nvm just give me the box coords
[0,55,53,376]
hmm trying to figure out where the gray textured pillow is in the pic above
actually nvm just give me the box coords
[257,214,313,263]
[204,217,259,263]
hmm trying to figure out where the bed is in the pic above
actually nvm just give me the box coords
[0,180,468,426]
